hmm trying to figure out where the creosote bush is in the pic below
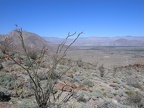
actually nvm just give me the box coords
[0,38,13,54]
[125,90,143,107]
[28,50,38,60]
[99,64,105,77]
[83,80,94,87]
[0,72,17,90]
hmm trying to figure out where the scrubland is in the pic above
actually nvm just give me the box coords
[0,30,144,108]
[0,46,144,108]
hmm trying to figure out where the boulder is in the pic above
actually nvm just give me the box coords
[66,72,73,78]
[55,83,72,92]
[0,104,12,108]
[63,79,77,88]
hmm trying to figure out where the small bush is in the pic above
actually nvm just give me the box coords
[18,99,37,108]
[126,76,142,89]
[0,62,3,70]
[99,64,105,77]
[83,80,94,87]
[77,58,83,67]
[97,100,130,108]
[28,51,37,60]
[126,90,142,106]
[24,59,31,67]
[0,72,16,90]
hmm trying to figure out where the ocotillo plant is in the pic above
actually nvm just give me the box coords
[4,26,82,108]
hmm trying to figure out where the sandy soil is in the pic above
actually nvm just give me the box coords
[66,46,144,69]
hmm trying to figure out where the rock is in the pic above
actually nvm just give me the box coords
[66,72,73,78]
[77,85,88,91]
[55,83,72,92]
[109,83,120,88]
[0,104,12,108]
[63,79,77,88]
[112,79,118,83]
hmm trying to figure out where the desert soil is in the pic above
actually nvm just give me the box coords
[66,46,144,69]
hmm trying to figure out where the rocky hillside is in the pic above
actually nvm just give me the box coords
[0,52,144,108]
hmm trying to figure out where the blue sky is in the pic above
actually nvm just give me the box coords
[0,0,144,37]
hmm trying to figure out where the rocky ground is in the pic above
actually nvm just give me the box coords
[0,50,144,108]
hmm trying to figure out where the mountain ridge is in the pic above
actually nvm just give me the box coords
[43,36,144,46]
[1,30,144,49]
[0,30,59,52]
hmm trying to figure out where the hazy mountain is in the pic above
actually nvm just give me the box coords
[1,30,144,53]
[44,36,144,46]
[0,30,58,52]
[0,34,6,40]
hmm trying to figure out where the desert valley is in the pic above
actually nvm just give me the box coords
[0,30,144,108]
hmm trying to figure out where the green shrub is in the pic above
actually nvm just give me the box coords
[77,59,83,67]
[97,100,130,108]
[126,77,142,89]
[28,51,37,60]
[18,99,37,108]
[99,64,105,77]
[91,89,103,100]
[83,80,94,87]
[0,62,3,70]
[24,59,31,67]
[126,91,142,105]
[0,72,16,90]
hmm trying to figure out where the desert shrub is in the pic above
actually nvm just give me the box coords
[99,64,105,77]
[126,76,142,89]
[97,100,117,108]
[83,80,94,87]
[28,51,37,60]
[112,66,118,77]
[5,26,83,108]
[77,58,83,67]
[66,77,77,83]
[76,91,91,102]
[24,59,31,67]
[50,71,62,80]
[0,72,16,90]
[14,53,25,60]
[97,100,130,108]
[0,62,3,70]
[0,37,13,54]
[125,90,143,106]
[18,99,37,108]
[0,56,5,61]
[91,89,103,100]
[38,72,47,80]
[0,50,4,61]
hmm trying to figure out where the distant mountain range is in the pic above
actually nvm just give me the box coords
[0,30,144,52]
[43,36,144,46]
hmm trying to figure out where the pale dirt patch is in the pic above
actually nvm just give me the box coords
[66,47,144,69]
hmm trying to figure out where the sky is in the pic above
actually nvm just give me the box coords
[0,0,144,37]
